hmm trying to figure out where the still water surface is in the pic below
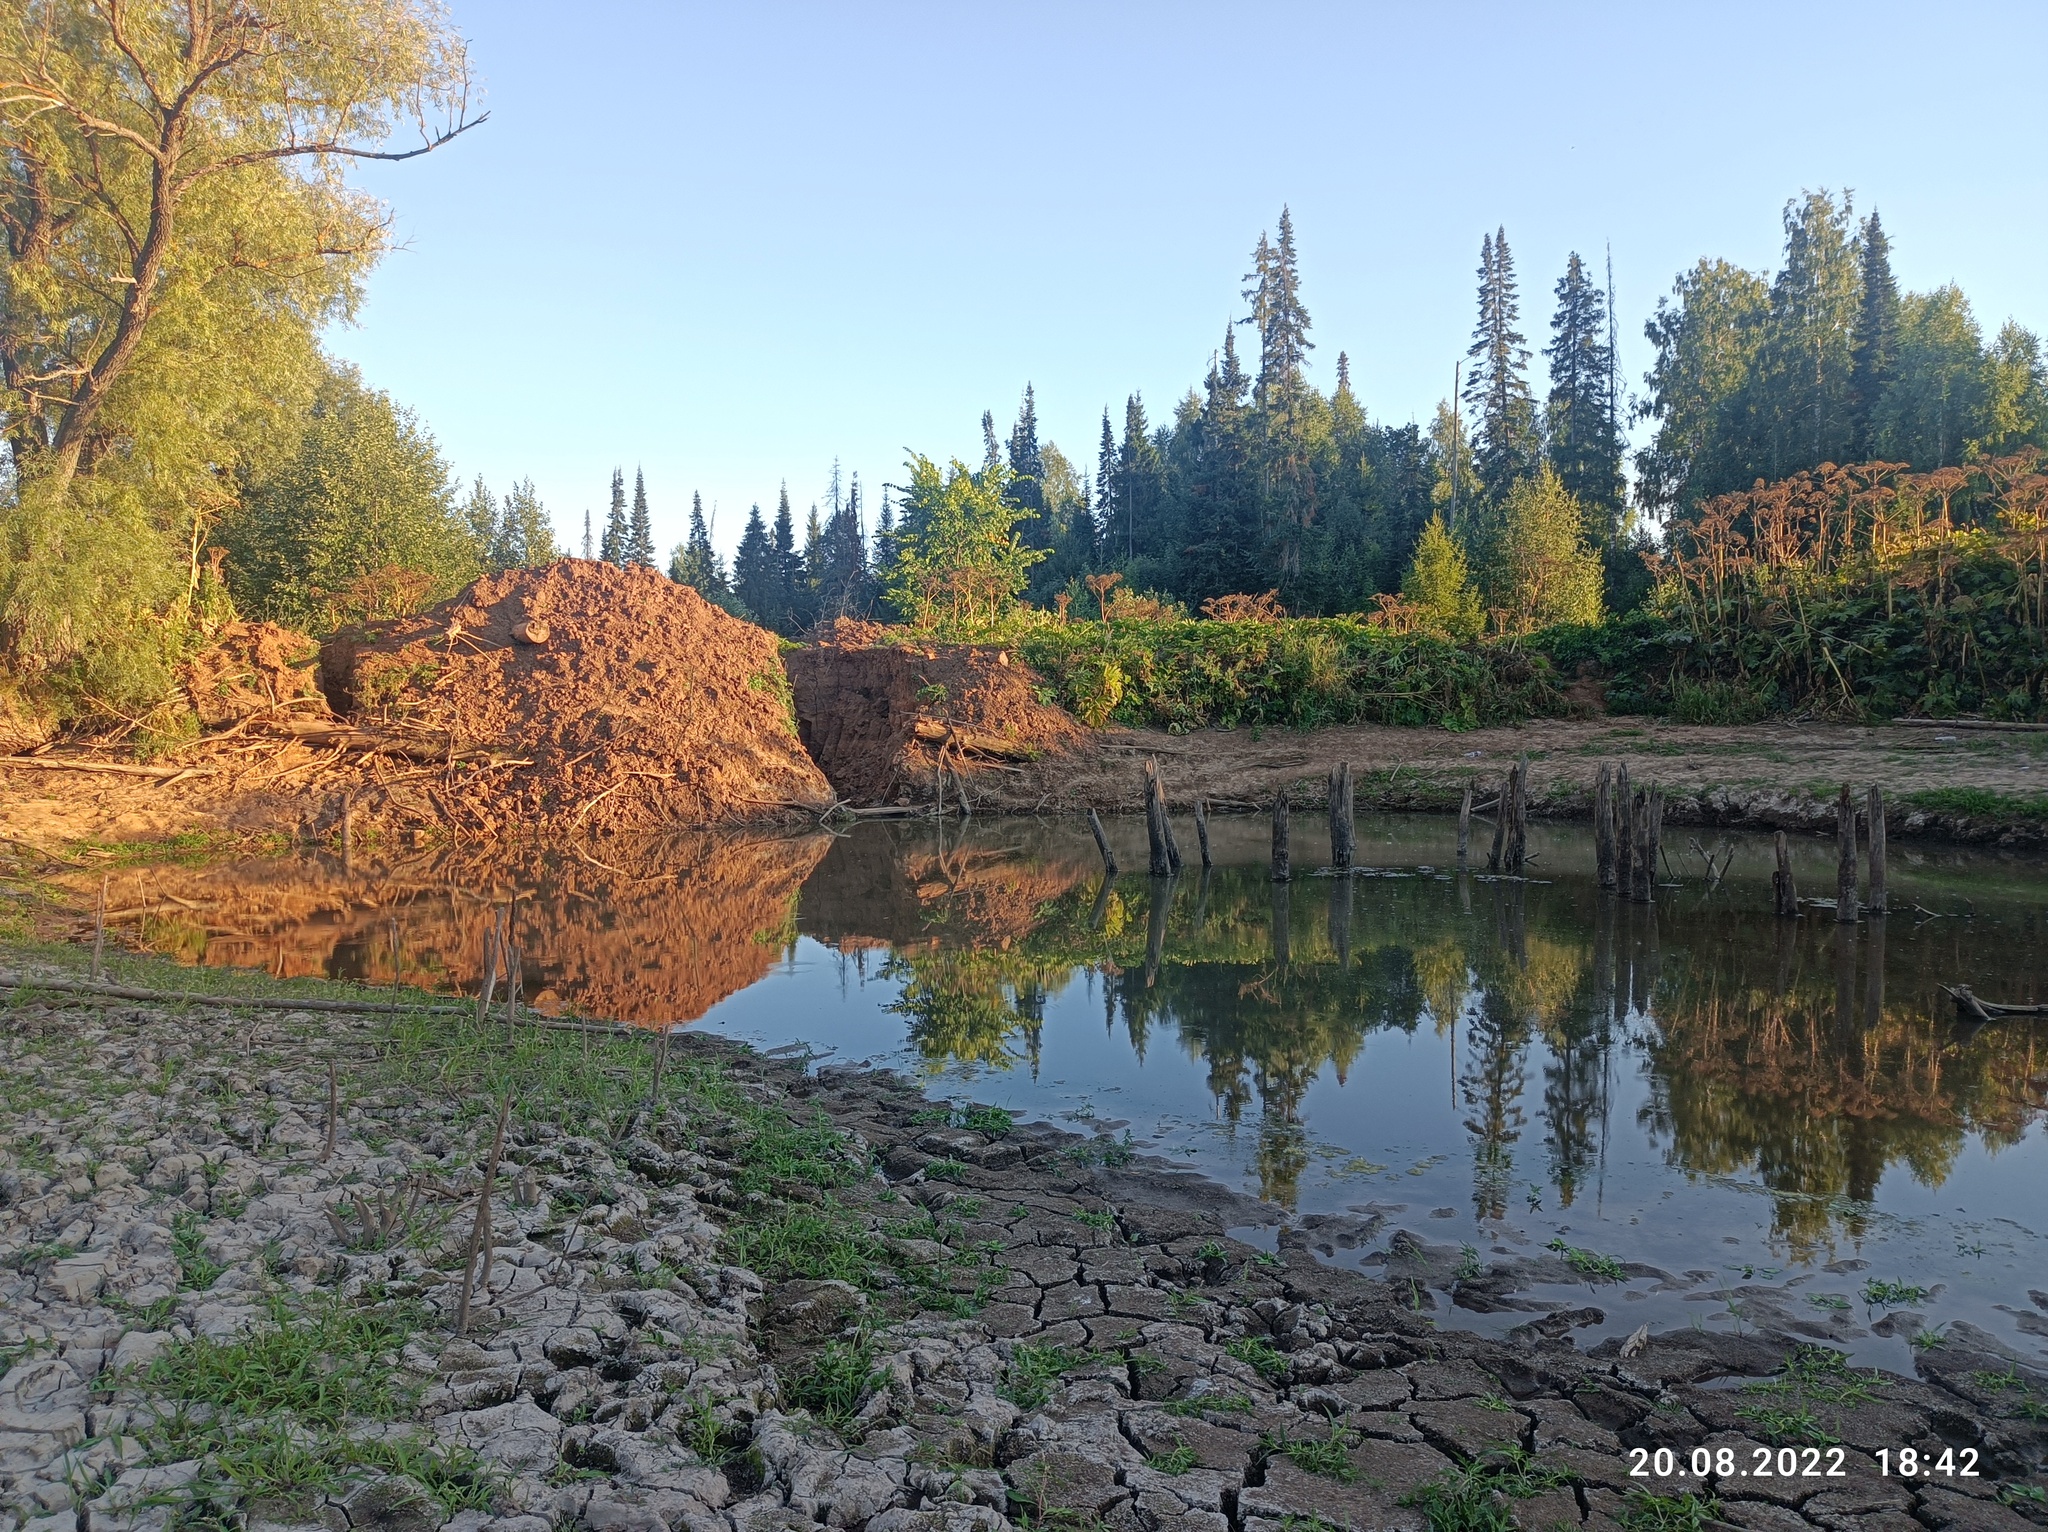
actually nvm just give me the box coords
[137,813,2048,1371]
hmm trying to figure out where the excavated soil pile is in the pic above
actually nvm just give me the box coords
[179,621,328,726]
[320,561,831,834]
[784,635,1086,806]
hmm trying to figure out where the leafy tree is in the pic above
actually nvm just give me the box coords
[1544,253,1624,540]
[1849,210,1901,457]
[629,468,655,566]
[494,478,557,569]
[886,456,1047,635]
[1980,322,2048,456]
[600,469,628,565]
[732,503,778,627]
[461,476,499,563]
[1469,466,1602,632]
[1751,190,1863,477]
[1870,286,1989,469]
[0,0,475,706]
[1637,258,1771,516]
[1463,227,1539,503]
[223,365,474,629]
[1401,516,1483,640]
[0,0,478,499]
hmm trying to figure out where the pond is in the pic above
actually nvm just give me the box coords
[110,811,2048,1372]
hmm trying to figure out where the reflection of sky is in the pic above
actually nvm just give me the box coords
[701,933,2048,1372]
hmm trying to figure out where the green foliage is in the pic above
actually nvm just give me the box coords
[1469,466,1604,632]
[1545,1237,1625,1282]
[1861,1278,1930,1307]
[1402,1447,1571,1532]
[1618,1489,1723,1532]
[1146,1442,1199,1475]
[222,365,477,630]
[785,1338,884,1435]
[1401,517,1484,640]
[1001,1344,1084,1410]
[1016,617,1562,733]
[172,1212,227,1292]
[887,455,1048,637]
[1224,1336,1289,1381]
[1262,1427,1358,1482]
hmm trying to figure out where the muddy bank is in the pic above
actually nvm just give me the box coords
[968,717,2048,846]
[3,957,2044,1532]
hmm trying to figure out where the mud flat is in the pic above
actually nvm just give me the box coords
[3,953,2045,1532]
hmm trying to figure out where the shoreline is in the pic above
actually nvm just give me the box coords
[3,952,2045,1532]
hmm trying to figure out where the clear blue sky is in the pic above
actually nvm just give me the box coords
[331,1,2048,560]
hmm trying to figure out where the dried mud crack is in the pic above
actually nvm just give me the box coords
[3,964,2044,1532]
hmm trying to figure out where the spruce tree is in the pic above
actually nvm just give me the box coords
[982,410,1002,472]
[1242,206,1312,406]
[669,493,730,602]
[582,509,592,561]
[629,468,654,566]
[600,468,628,564]
[1095,409,1118,564]
[1463,227,1540,503]
[1006,384,1048,545]
[772,486,805,633]
[1544,252,1624,540]
[732,503,777,626]
[1850,209,1900,458]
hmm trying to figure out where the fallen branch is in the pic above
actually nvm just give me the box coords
[0,757,218,780]
[1942,984,2048,1021]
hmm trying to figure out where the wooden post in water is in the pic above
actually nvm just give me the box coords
[1630,788,1653,904]
[1087,809,1119,877]
[1144,761,1172,877]
[1647,786,1666,892]
[1456,784,1473,866]
[1772,831,1798,916]
[1592,765,1611,885]
[1836,784,1859,924]
[1866,785,1887,916]
[1270,789,1291,883]
[1503,759,1528,876]
[1614,764,1634,896]
[1193,798,1212,868]
[1161,773,1184,874]
[1486,772,1508,873]
[1330,762,1355,870]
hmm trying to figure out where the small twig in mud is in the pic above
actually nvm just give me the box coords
[92,875,107,981]
[320,1059,338,1163]
[455,1093,514,1335]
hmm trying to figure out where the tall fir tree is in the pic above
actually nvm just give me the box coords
[600,468,628,565]
[1753,190,1863,476]
[1242,207,1316,582]
[582,508,593,561]
[629,468,654,566]
[1850,209,1900,459]
[1176,323,1260,599]
[1006,384,1048,546]
[1463,227,1540,503]
[772,486,806,633]
[669,492,730,601]
[981,410,1002,472]
[1095,408,1119,564]
[1544,252,1625,540]
[731,503,777,626]
[814,472,870,621]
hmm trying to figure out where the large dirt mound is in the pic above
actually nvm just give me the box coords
[785,637,1085,806]
[321,561,831,834]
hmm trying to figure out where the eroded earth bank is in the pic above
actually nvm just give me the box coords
[3,963,2045,1532]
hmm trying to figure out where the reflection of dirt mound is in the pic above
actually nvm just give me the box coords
[795,826,1095,947]
[321,561,831,833]
[785,640,1084,806]
[76,833,830,1025]
[180,622,328,726]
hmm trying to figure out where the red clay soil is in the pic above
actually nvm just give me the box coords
[785,635,1085,806]
[179,621,327,727]
[320,561,831,835]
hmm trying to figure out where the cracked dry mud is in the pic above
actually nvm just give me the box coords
[3,970,2045,1532]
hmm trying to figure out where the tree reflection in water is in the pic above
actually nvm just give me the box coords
[813,827,2045,1247]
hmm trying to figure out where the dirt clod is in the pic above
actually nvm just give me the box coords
[179,621,328,727]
